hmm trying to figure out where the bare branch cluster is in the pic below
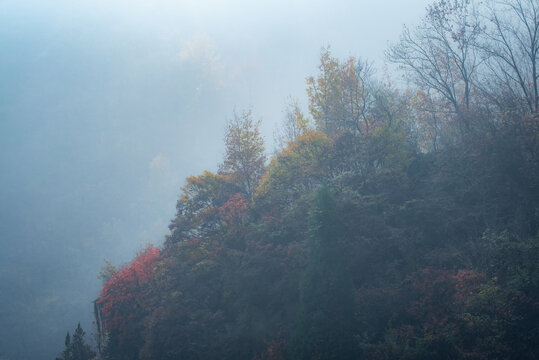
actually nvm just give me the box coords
[388,0,539,135]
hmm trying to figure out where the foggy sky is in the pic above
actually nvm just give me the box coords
[0,1,430,358]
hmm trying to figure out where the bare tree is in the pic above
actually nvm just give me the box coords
[479,0,539,114]
[341,57,376,134]
[388,0,482,132]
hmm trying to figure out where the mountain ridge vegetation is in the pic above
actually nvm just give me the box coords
[61,1,539,359]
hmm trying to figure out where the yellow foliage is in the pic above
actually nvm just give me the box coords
[255,131,332,200]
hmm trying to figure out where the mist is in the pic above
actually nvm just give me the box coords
[0,1,431,359]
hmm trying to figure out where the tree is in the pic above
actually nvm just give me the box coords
[218,193,248,232]
[410,88,449,151]
[307,48,375,136]
[388,0,482,132]
[97,245,160,360]
[98,246,160,332]
[98,259,117,283]
[57,332,71,360]
[255,130,333,208]
[289,186,356,360]
[479,0,539,114]
[220,110,266,198]
[167,171,238,244]
[274,97,310,150]
[56,323,96,360]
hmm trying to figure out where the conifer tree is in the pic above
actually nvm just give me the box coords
[56,323,96,360]
[290,186,356,360]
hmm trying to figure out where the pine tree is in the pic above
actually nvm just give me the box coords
[289,186,356,360]
[56,323,96,360]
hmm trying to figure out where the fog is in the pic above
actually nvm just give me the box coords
[0,1,429,358]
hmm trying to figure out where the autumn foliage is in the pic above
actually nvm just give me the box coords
[219,193,248,227]
[98,245,160,332]
[90,2,539,358]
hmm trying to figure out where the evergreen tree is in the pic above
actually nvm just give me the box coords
[289,186,356,360]
[56,323,96,360]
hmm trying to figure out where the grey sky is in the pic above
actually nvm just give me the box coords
[2,0,430,143]
[0,1,430,358]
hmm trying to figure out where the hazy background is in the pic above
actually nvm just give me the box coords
[0,1,429,358]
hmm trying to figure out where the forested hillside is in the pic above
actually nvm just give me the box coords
[70,1,539,359]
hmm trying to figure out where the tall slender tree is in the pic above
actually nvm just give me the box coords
[307,48,375,136]
[219,110,266,199]
[290,186,356,360]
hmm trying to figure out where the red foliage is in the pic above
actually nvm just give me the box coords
[409,268,483,309]
[218,193,248,226]
[254,331,287,360]
[97,245,160,332]
[453,269,483,303]
[407,267,484,340]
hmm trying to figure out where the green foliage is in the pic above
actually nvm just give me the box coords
[167,171,239,244]
[95,110,539,360]
[290,186,356,359]
[256,131,332,205]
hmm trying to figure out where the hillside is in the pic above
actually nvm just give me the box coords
[94,83,539,360]
[67,1,539,359]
